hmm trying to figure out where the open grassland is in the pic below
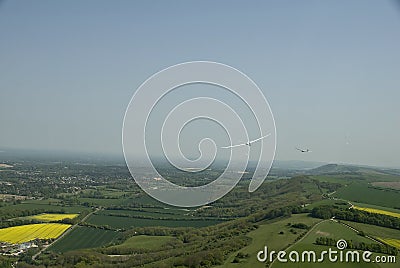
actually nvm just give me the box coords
[49,226,120,253]
[106,235,174,251]
[353,206,400,219]
[217,214,322,268]
[296,220,372,244]
[29,213,79,222]
[333,182,400,208]
[0,223,71,244]
[65,187,133,199]
[86,214,222,229]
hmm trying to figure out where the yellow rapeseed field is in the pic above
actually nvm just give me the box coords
[0,223,71,244]
[30,213,78,222]
[353,206,400,218]
[378,238,400,249]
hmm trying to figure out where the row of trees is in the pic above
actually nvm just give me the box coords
[310,205,400,230]
[315,237,398,256]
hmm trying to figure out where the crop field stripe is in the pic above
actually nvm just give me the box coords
[91,230,109,246]
[353,205,400,218]
[31,213,79,221]
[18,224,48,243]
[35,224,52,238]
[47,224,60,238]
[378,237,400,249]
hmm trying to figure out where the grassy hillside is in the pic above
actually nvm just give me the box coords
[272,220,398,268]
[217,214,322,268]
[105,235,174,252]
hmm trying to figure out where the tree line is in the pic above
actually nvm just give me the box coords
[315,237,397,256]
[310,205,400,230]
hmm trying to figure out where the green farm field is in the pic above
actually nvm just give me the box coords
[49,226,120,253]
[333,182,400,208]
[0,202,85,214]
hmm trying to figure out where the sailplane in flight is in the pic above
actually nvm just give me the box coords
[296,147,311,153]
[221,133,271,149]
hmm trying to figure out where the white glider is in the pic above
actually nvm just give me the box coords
[296,147,312,153]
[221,133,271,149]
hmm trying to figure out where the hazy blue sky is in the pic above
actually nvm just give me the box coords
[0,0,399,167]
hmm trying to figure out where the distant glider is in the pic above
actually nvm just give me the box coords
[296,147,311,153]
[221,134,271,149]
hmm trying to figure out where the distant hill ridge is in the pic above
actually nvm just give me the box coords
[309,163,400,176]
[310,164,360,174]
